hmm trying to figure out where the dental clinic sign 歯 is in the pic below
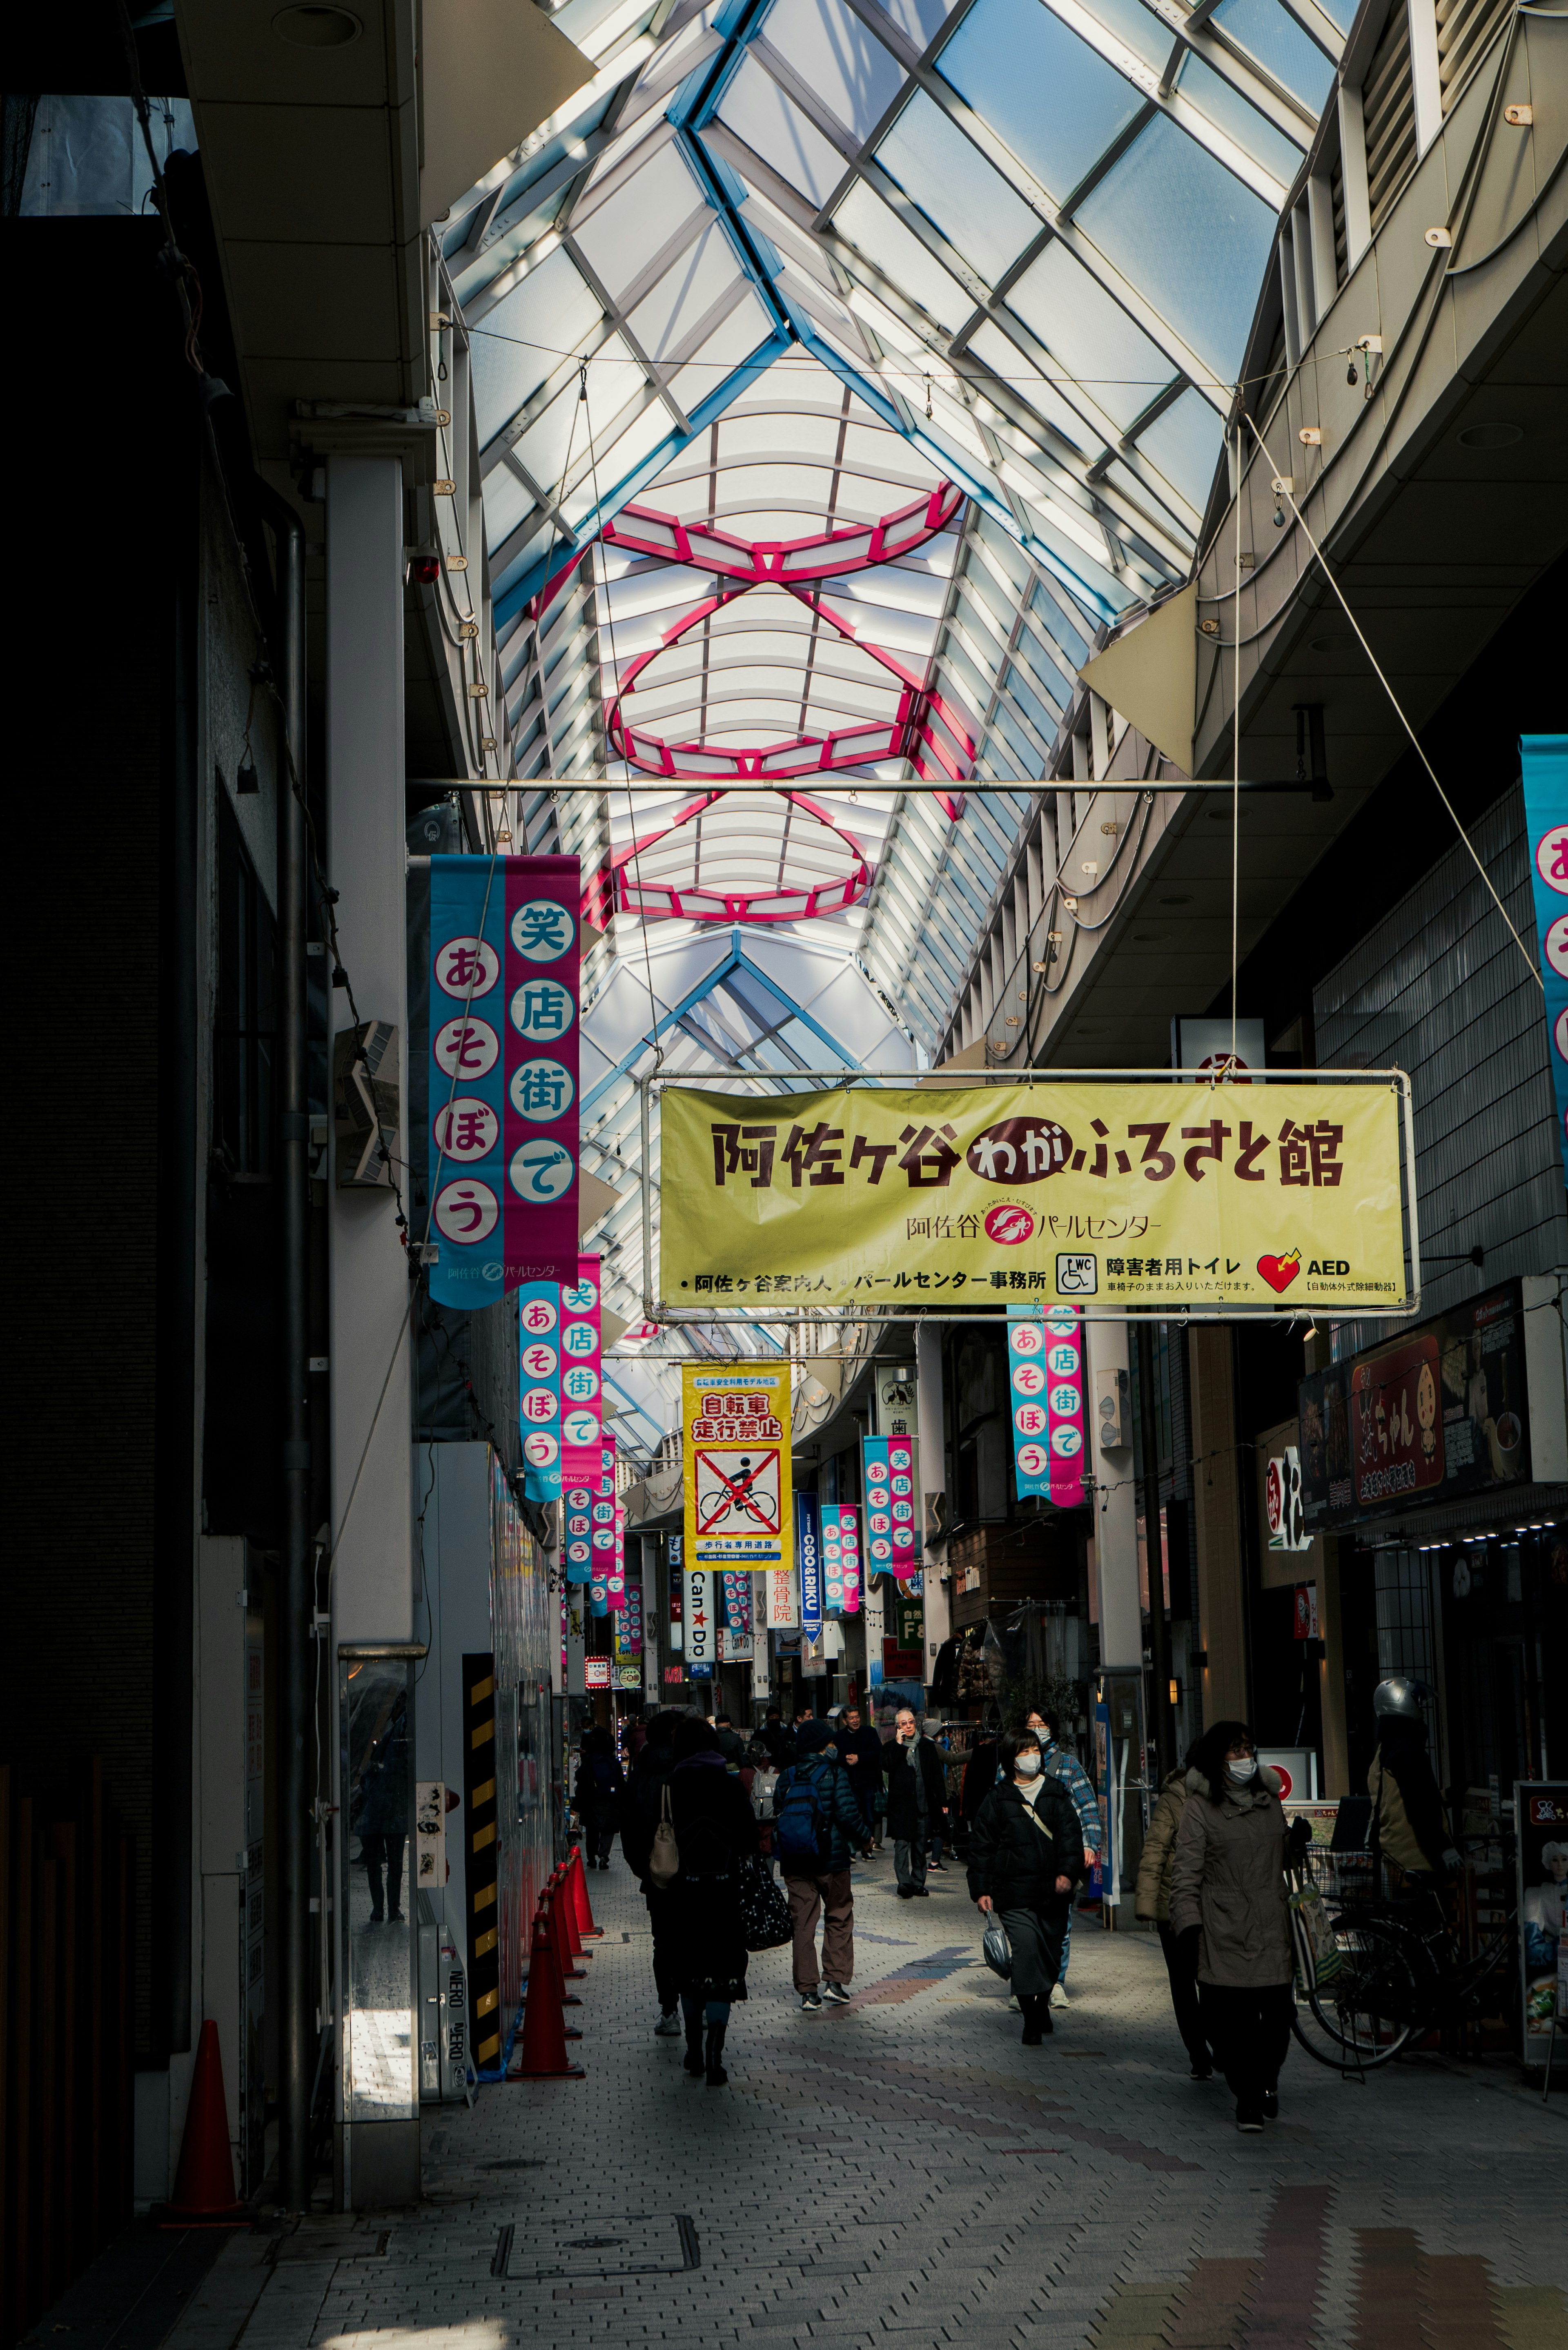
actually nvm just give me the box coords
[426,855,579,1307]
[659,1081,1406,1311]
[1522,735,1568,1187]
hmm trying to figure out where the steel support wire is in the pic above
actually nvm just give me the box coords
[258,484,314,2214]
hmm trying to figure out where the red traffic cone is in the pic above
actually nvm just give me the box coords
[548,1874,586,1981]
[156,2019,250,2225]
[557,1869,586,1966]
[569,1844,602,1938]
[510,1910,584,2080]
[525,1889,581,2003]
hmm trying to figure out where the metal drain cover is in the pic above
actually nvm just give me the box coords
[494,2214,699,2280]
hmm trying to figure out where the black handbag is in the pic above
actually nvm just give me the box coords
[737,1856,792,1951]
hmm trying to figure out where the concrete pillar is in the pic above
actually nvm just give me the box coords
[1188,1325,1248,1725]
[915,1323,950,1673]
[1087,1318,1140,1669]
[326,453,414,1647]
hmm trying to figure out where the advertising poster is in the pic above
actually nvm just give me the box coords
[1520,734,1568,1186]
[427,853,579,1304]
[1516,1783,1568,2062]
[767,1561,797,1631]
[1298,1284,1530,1531]
[681,1364,793,1568]
[684,1564,715,1675]
[661,1079,1406,1312]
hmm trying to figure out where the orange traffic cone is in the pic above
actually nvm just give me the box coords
[510,1910,585,2079]
[548,1873,586,1981]
[569,1844,602,1938]
[156,2019,250,2225]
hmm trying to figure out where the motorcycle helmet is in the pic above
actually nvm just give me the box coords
[1372,1674,1433,1720]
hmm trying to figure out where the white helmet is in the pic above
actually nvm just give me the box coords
[1373,1675,1432,1720]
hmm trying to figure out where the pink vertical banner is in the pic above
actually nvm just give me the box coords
[886,1431,919,1577]
[501,857,579,1284]
[1044,1305,1087,1509]
[839,1501,862,1614]
[560,1254,602,1488]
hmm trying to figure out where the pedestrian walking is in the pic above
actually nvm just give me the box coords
[759,1705,795,1769]
[666,1715,761,2086]
[885,1705,950,1898]
[713,1711,746,1764]
[573,1723,626,1868]
[1169,1721,1292,2133]
[967,1730,1085,2044]
[773,1718,866,2011]
[1027,1708,1101,2006]
[838,1703,884,1858]
[622,1710,682,2037]
[1134,1740,1214,2080]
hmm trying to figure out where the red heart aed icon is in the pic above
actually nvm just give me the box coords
[1256,1251,1301,1294]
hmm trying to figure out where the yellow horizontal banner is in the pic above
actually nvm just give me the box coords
[682,1364,793,1568]
[660,1082,1407,1312]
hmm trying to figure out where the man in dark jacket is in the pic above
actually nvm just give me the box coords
[773,1719,866,2011]
[622,1712,682,2036]
[838,1704,884,1857]
[759,1706,795,1769]
[885,1705,950,1897]
[713,1713,746,1763]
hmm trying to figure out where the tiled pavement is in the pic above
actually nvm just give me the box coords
[166,1852,1567,2350]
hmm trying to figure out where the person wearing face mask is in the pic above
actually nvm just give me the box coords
[1169,1720,1292,2132]
[1024,1709,1102,2009]
[885,1706,950,1897]
[967,1732,1085,2043]
[1134,1737,1214,2080]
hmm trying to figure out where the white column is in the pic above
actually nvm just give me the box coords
[915,1323,950,1669]
[327,453,414,1645]
[1087,1318,1141,1670]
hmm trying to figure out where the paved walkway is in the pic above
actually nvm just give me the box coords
[173,1851,1567,2350]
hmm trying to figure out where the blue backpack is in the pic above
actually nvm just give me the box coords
[774,1765,831,1871]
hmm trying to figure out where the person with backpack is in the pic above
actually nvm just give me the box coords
[622,1711,682,2037]
[772,1718,866,2011]
[573,1723,626,1868]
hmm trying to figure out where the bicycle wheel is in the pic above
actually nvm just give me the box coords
[1292,1917,1421,2071]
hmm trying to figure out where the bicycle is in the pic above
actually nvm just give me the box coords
[1288,1835,1519,2074]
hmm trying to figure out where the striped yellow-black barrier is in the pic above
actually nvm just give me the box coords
[462,1655,501,2068]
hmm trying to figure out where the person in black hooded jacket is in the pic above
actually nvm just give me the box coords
[623,1711,682,2038]
[967,1730,1085,2043]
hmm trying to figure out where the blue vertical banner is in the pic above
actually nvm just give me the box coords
[1008,1302,1087,1506]
[518,1282,562,1500]
[797,1490,822,1638]
[427,854,579,1306]
[1522,734,1568,1187]
[1007,1304,1051,1498]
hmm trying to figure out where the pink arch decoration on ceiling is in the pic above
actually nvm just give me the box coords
[581,480,974,927]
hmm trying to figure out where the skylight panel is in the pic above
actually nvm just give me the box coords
[1173,49,1306,185]
[1074,114,1275,377]
[1131,385,1225,508]
[572,141,711,295]
[757,0,905,140]
[717,53,852,207]
[1003,238,1174,431]
[622,220,749,363]
[936,0,1147,204]
[829,181,975,333]
[1208,0,1335,107]
[873,91,1042,288]
[471,249,605,443]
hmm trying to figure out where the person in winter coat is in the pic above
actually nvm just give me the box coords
[1134,1739,1213,2078]
[967,1730,1085,2043]
[666,1715,761,2086]
[622,1711,682,2037]
[838,1704,884,1855]
[759,1706,796,1770]
[773,1718,868,2011]
[573,1724,626,1867]
[885,1705,951,1896]
[1367,1676,1458,1893]
[1027,1710,1102,2007]
[1169,1720,1292,2132]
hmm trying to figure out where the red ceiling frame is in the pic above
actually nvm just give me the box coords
[582,480,973,926]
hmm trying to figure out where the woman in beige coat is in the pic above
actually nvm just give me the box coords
[1169,1720,1292,2132]
[1134,1740,1213,2080]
